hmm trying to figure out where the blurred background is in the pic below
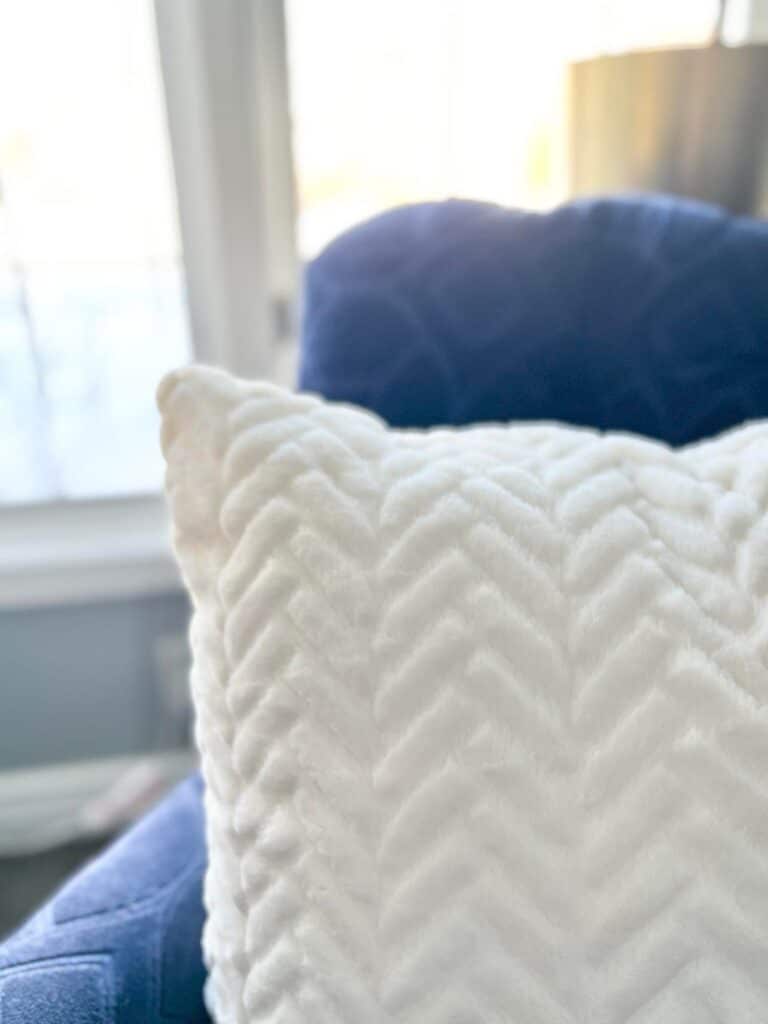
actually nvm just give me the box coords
[1,0,767,934]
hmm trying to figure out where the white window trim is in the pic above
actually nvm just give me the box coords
[0,749,197,855]
[2,0,298,608]
[155,0,299,378]
[738,0,768,39]
[0,494,181,609]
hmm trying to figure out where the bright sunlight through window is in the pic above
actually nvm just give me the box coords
[286,0,729,257]
[0,0,190,504]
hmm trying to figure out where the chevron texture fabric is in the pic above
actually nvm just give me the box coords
[160,364,768,1024]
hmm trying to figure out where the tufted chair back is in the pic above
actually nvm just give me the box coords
[301,195,768,444]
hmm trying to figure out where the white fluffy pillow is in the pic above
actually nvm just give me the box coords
[159,364,768,1024]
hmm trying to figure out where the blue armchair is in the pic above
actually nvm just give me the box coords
[2,194,767,1021]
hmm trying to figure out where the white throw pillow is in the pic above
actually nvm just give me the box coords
[159,364,768,1024]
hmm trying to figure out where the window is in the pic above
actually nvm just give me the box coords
[0,0,190,505]
[285,0,735,259]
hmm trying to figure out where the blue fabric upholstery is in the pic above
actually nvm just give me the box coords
[3,194,768,1021]
[0,776,209,1022]
[301,195,768,440]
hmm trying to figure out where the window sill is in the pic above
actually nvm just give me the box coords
[0,749,197,855]
[0,493,182,609]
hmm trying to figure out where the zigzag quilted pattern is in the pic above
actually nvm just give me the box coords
[160,365,768,1024]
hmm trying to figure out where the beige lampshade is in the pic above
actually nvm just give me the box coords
[568,43,768,215]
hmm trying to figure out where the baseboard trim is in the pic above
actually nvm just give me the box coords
[0,750,196,856]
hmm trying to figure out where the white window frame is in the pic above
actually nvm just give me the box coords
[0,494,179,608]
[733,0,768,39]
[155,0,298,378]
[0,0,298,609]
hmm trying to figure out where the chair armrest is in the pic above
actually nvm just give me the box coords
[0,774,210,1023]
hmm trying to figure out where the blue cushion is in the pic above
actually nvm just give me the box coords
[0,775,210,1023]
[4,193,768,1021]
[301,195,768,441]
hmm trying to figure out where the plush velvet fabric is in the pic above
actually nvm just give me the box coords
[301,195,768,440]
[0,776,209,1023]
[160,366,768,1022]
[2,194,768,1021]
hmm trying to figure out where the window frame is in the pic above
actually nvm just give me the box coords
[0,0,298,607]
[0,493,179,608]
[155,0,298,378]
